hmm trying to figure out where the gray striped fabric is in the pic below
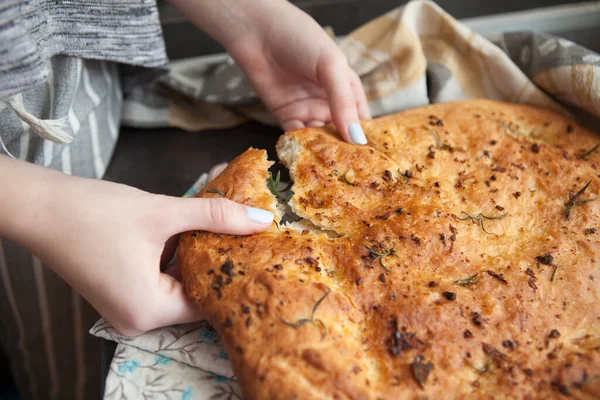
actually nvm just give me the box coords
[0,57,122,176]
[0,1,171,399]
[0,0,168,100]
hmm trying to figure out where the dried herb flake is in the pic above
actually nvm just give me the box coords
[411,355,434,388]
[486,270,508,285]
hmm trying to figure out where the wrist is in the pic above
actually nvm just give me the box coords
[169,0,297,55]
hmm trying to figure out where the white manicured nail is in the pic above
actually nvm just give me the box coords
[246,207,274,224]
[349,122,367,145]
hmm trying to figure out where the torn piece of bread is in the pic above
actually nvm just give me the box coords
[179,99,600,399]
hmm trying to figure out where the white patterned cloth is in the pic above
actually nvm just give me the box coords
[91,320,242,400]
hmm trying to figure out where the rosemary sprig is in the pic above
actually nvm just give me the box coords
[364,243,398,272]
[268,171,293,203]
[578,144,600,160]
[564,180,598,220]
[206,188,226,196]
[458,211,509,234]
[278,288,330,338]
[455,274,479,287]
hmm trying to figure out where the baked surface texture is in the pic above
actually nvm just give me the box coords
[179,100,600,400]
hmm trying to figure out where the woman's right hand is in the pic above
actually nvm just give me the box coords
[0,155,273,336]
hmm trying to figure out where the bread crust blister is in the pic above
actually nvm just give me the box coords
[179,100,600,400]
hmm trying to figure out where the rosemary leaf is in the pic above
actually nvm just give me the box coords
[278,287,330,336]
[564,180,598,220]
[343,169,356,186]
[578,144,600,160]
[206,188,226,196]
[364,243,397,272]
[551,265,559,282]
[458,212,509,234]
[397,168,410,184]
[268,171,293,203]
[379,258,392,273]
[455,274,479,287]
[428,128,444,149]
[280,318,312,328]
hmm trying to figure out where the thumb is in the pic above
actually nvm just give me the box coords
[318,51,367,145]
[165,197,274,236]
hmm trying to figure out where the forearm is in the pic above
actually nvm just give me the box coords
[0,155,64,246]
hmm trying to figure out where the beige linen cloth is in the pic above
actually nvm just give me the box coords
[92,1,600,399]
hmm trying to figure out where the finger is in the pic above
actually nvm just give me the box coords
[350,69,372,120]
[318,52,367,145]
[307,120,325,128]
[165,197,274,236]
[276,98,331,128]
[152,274,204,328]
[281,119,305,132]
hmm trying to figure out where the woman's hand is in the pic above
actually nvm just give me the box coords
[0,156,273,336]
[227,3,371,143]
[169,0,371,144]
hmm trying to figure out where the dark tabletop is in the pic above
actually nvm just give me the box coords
[103,122,284,195]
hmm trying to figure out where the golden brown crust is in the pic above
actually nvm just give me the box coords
[180,100,600,400]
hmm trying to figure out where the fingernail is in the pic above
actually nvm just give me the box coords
[349,122,367,145]
[246,207,274,224]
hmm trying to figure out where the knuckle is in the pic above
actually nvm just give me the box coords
[207,198,231,227]
[135,194,173,235]
[337,96,357,112]
[325,49,347,65]
[318,50,348,80]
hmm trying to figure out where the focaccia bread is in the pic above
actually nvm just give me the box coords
[179,100,600,399]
